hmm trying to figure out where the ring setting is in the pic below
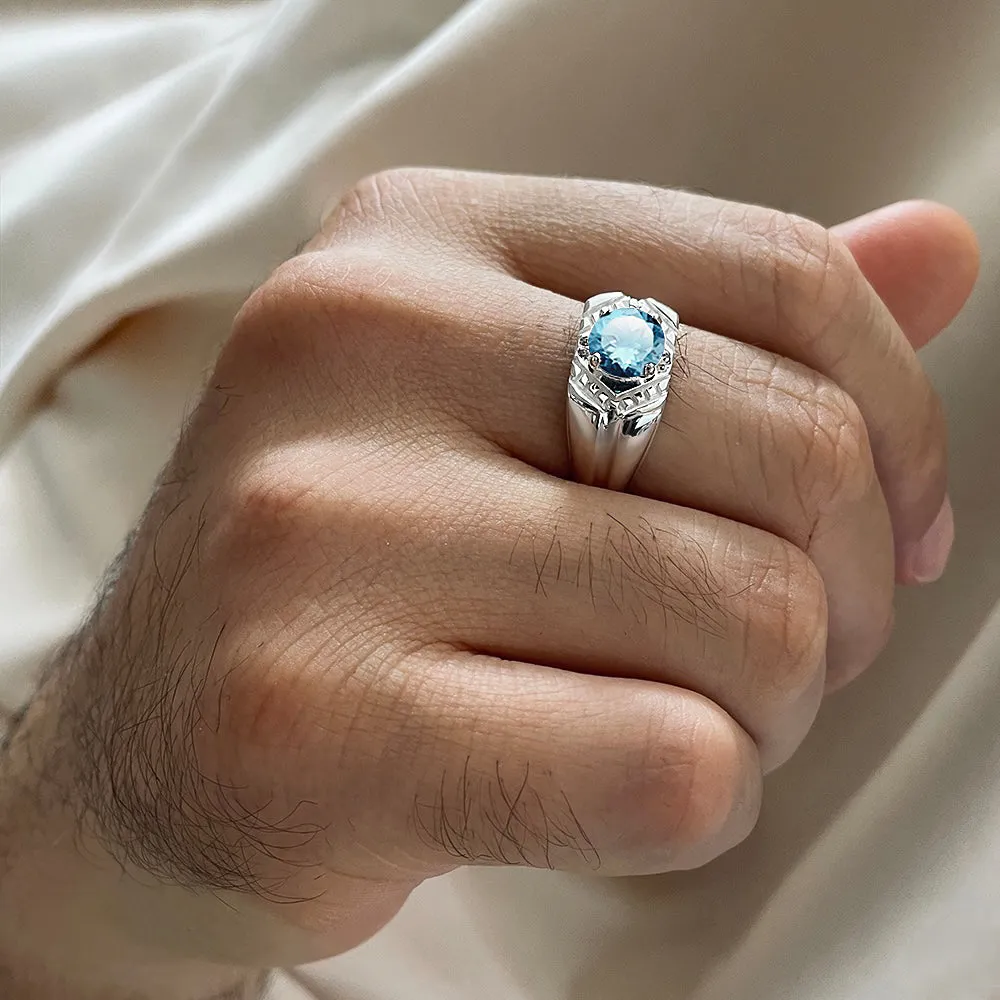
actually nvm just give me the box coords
[567,292,679,490]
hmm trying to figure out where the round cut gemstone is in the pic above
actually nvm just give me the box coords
[588,307,664,378]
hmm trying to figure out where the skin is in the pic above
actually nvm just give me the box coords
[0,172,979,999]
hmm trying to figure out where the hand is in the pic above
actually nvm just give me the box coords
[0,172,978,992]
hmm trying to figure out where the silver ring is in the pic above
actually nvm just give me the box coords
[566,292,679,490]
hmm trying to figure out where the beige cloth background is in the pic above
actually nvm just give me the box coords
[1,1,998,997]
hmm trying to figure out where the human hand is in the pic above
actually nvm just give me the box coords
[1,172,978,991]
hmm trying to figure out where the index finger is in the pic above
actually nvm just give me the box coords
[331,170,947,582]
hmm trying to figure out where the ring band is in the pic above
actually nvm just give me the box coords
[566,292,679,490]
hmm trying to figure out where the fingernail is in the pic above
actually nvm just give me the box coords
[900,496,954,584]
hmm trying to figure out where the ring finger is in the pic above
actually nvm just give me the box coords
[306,256,894,690]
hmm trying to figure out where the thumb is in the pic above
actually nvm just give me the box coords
[832,200,979,350]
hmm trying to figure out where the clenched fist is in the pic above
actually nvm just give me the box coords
[0,171,977,996]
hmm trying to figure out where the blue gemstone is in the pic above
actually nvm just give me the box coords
[588,308,665,378]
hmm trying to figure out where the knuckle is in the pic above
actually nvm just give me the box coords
[639,698,760,853]
[208,448,326,570]
[756,362,875,529]
[227,253,330,368]
[325,167,452,242]
[767,214,863,344]
[741,539,828,707]
[805,380,875,513]
[230,169,452,367]
[337,167,426,224]
[227,248,397,374]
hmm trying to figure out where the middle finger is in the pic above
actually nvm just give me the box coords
[305,254,894,688]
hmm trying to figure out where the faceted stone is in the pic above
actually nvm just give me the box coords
[588,307,664,378]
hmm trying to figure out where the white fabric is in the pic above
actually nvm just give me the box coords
[1,1,999,997]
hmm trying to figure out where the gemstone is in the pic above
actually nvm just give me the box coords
[587,308,665,378]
